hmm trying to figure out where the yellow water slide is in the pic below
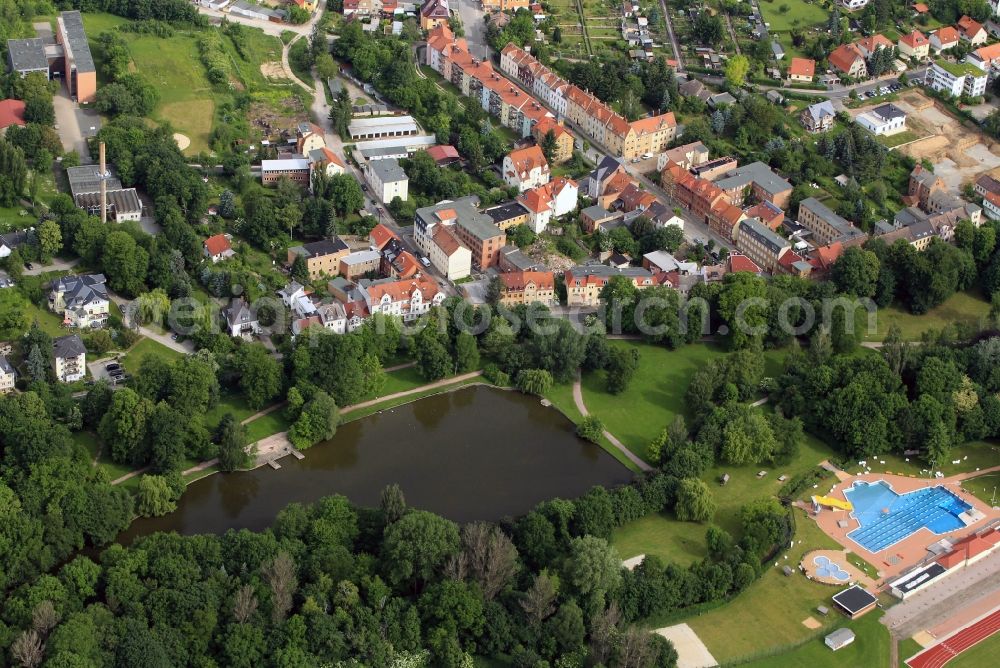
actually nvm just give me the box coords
[812,495,853,511]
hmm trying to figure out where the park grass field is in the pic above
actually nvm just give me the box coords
[612,511,709,566]
[739,610,890,668]
[580,341,728,460]
[119,337,184,374]
[865,291,992,341]
[757,0,829,33]
[668,507,848,663]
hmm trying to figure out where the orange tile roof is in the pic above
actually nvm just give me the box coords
[957,15,984,39]
[367,276,440,304]
[777,250,803,269]
[914,3,929,12]
[426,145,460,163]
[972,42,1000,63]
[813,242,844,269]
[710,199,745,226]
[394,251,421,279]
[0,99,26,129]
[369,223,399,250]
[500,270,555,291]
[507,145,548,177]
[317,146,345,167]
[829,44,865,73]
[933,26,960,45]
[857,34,894,54]
[744,202,784,228]
[518,185,553,213]
[728,254,761,273]
[204,234,231,256]
[436,208,458,222]
[432,225,464,256]
[985,191,1000,208]
[534,116,568,139]
[899,30,928,48]
[629,112,677,135]
[788,57,816,78]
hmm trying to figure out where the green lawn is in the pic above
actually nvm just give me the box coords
[0,288,66,339]
[202,390,258,430]
[865,291,992,341]
[245,410,292,443]
[947,628,1000,668]
[119,337,184,373]
[671,508,850,663]
[71,430,100,462]
[740,611,890,668]
[898,638,925,668]
[612,512,709,566]
[961,470,1000,507]
[758,0,829,33]
[580,342,728,461]
[845,440,1000,478]
[879,130,921,148]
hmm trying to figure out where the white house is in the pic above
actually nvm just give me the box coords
[502,145,550,192]
[221,298,261,339]
[365,158,408,204]
[49,274,109,329]
[203,234,235,263]
[516,177,579,233]
[277,281,317,319]
[838,0,869,10]
[360,276,444,322]
[983,191,1000,221]
[656,214,685,230]
[429,225,472,280]
[52,334,86,383]
[0,230,28,258]
[856,103,907,136]
[0,355,15,393]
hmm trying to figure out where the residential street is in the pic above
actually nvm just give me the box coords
[453,0,488,60]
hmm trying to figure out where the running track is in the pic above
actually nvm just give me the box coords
[906,608,1000,668]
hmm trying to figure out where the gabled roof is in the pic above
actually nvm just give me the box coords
[204,234,232,256]
[506,145,549,178]
[788,57,816,78]
[970,42,1000,64]
[957,15,984,39]
[829,44,865,73]
[308,146,345,168]
[518,185,553,213]
[420,0,450,19]
[426,144,460,163]
[500,270,555,291]
[369,222,400,250]
[899,30,928,48]
[366,276,441,304]
[432,225,465,256]
[857,34,894,55]
[932,26,960,45]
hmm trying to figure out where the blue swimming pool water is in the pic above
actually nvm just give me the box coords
[844,480,972,553]
[813,555,851,581]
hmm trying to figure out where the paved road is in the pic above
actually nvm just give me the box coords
[197,0,328,37]
[882,549,1000,638]
[657,0,684,72]
[454,0,488,60]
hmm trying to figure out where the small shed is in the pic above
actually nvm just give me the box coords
[720,473,730,486]
[757,470,768,478]
[817,605,830,616]
[824,628,855,651]
[782,565,794,576]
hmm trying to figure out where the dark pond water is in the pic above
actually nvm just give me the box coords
[118,385,633,542]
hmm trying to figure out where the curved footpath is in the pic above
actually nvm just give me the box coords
[572,376,653,472]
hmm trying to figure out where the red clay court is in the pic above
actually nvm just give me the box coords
[906,608,1000,668]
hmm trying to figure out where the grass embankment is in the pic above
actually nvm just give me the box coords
[962,470,1000,507]
[865,291,992,341]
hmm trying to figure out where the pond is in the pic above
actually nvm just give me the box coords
[118,385,633,542]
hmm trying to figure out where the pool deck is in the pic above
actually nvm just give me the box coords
[806,470,1000,583]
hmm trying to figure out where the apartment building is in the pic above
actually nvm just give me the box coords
[734,218,792,273]
[365,158,408,203]
[564,265,656,307]
[429,225,472,280]
[49,274,109,329]
[926,59,987,97]
[262,158,311,186]
[415,197,506,269]
[0,355,15,393]
[361,276,444,321]
[797,197,868,246]
[287,238,350,280]
[498,271,557,307]
[52,334,86,383]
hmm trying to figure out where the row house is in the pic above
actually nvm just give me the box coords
[500,43,676,159]
[498,271,557,307]
[908,164,983,224]
[564,265,657,307]
[360,276,445,322]
[531,117,574,163]
[659,161,745,241]
[713,161,793,210]
[797,197,868,246]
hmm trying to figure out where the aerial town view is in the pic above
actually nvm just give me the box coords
[2,0,1000,666]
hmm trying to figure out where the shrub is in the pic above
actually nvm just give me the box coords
[576,416,605,444]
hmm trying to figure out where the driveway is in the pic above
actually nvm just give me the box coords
[22,257,80,276]
[53,89,89,160]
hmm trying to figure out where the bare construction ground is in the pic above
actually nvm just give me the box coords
[891,89,1000,189]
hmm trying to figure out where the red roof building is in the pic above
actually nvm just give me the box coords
[369,223,400,251]
[727,253,761,274]
[0,99,26,130]
[787,57,816,81]
[426,144,461,166]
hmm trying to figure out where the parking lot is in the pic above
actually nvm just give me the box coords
[87,357,128,385]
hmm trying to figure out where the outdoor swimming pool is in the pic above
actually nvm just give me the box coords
[813,555,851,581]
[845,480,972,553]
